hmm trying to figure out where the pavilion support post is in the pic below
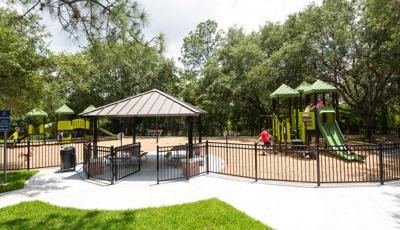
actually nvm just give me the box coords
[132,118,136,143]
[83,119,87,140]
[93,117,98,158]
[197,116,202,143]
[187,116,194,158]
[322,94,326,106]
[156,117,159,144]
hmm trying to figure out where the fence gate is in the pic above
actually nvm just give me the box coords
[83,142,142,183]
[157,143,207,183]
[114,143,141,180]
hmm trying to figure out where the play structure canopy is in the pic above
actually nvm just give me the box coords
[26,108,48,117]
[55,104,74,115]
[81,105,96,114]
[80,89,207,117]
[304,80,336,94]
[270,84,300,99]
[294,81,311,93]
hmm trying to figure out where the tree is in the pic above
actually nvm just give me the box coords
[6,0,160,46]
[0,8,49,114]
[180,20,223,75]
[304,0,399,140]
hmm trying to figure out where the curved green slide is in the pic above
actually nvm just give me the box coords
[317,109,358,161]
[99,127,115,136]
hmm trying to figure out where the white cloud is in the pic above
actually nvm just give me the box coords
[41,0,322,59]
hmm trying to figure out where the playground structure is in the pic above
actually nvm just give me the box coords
[270,80,359,161]
[17,104,115,142]
[26,108,48,142]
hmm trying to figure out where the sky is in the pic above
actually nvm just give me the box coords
[44,0,322,61]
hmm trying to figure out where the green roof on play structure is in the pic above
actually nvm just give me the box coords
[26,108,48,117]
[270,84,300,99]
[294,81,311,93]
[55,104,74,115]
[304,79,337,94]
[81,105,96,114]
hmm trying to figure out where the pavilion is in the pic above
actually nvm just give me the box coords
[80,89,207,157]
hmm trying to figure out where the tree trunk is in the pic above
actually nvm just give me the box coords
[363,114,374,143]
[381,105,388,135]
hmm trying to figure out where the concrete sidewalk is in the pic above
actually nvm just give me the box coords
[0,167,399,230]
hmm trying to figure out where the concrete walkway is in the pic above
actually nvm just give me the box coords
[0,167,399,230]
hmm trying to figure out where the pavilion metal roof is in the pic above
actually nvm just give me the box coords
[80,89,207,117]
[26,108,48,117]
[55,104,74,115]
[304,80,337,94]
[270,84,300,99]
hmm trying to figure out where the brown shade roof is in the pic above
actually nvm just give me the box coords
[80,89,207,117]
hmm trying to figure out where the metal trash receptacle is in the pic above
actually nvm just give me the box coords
[60,147,76,171]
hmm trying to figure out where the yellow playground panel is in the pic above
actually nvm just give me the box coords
[28,124,45,135]
[72,119,90,130]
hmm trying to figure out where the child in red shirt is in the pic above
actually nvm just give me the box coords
[256,128,271,155]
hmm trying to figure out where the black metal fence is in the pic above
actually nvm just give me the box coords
[0,139,86,170]
[83,142,141,183]
[157,141,400,185]
[157,143,207,182]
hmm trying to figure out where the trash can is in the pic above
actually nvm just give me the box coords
[60,147,76,171]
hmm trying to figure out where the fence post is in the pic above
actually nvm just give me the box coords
[316,144,320,187]
[206,141,209,174]
[254,143,258,182]
[379,143,384,185]
[156,145,160,184]
[27,140,30,170]
[87,143,91,179]
[111,146,115,185]
[186,144,190,180]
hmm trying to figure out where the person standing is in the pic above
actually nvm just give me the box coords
[9,127,20,147]
[58,130,64,142]
[256,128,271,155]
[315,100,325,109]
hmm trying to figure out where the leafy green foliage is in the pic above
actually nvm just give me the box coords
[180,20,223,74]
[0,199,271,229]
[6,0,155,46]
[179,0,400,138]
[0,8,49,114]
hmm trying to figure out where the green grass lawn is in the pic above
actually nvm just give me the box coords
[0,199,271,229]
[0,170,38,193]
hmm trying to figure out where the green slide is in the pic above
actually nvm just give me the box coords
[317,109,358,161]
[99,127,115,137]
